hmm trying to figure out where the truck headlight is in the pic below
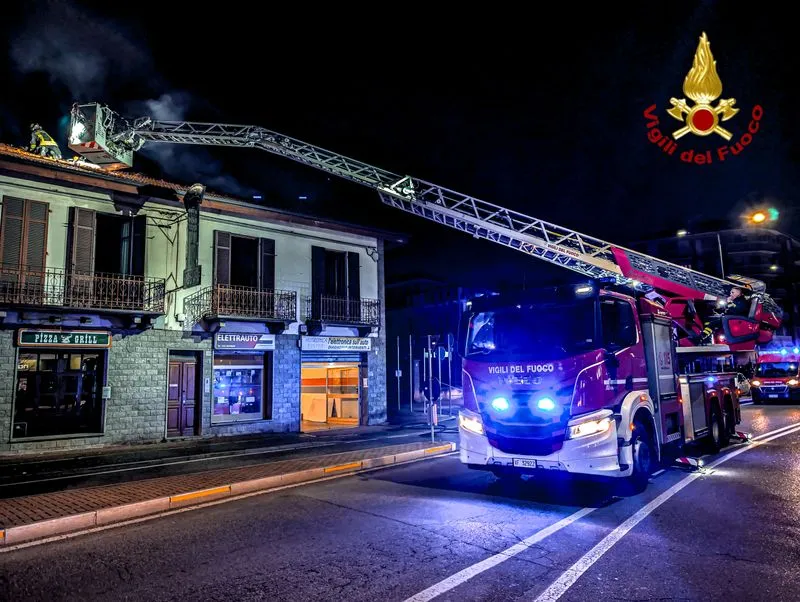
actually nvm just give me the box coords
[788,379,799,387]
[459,412,484,435]
[568,415,613,439]
[750,379,761,387]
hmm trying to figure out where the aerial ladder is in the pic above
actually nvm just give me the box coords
[67,102,782,348]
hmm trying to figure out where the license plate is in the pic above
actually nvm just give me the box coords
[769,394,778,398]
[513,458,537,468]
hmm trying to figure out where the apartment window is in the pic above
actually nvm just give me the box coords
[213,231,275,289]
[68,208,146,276]
[311,246,360,320]
[0,197,48,272]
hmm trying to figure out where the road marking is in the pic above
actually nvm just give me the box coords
[534,421,800,602]
[402,507,597,602]
[170,486,230,503]
[0,451,458,553]
[323,461,363,473]
[750,421,800,441]
[651,469,665,477]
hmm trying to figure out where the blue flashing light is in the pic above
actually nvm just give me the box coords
[537,397,556,411]
[706,376,716,383]
[491,397,510,412]
[252,195,262,200]
[794,347,800,354]
[780,348,788,356]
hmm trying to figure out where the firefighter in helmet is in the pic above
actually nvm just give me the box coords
[29,123,62,159]
[698,287,751,344]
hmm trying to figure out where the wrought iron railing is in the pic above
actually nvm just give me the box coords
[0,265,166,313]
[184,284,297,323]
[305,295,380,326]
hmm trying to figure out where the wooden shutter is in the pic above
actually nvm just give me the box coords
[347,251,361,322]
[24,201,48,272]
[214,231,231,285]
[131,215,146,276]
[259,238,275,290]
[347,251,360,301]
[69,207,96,274]
[311,245,326,319]
[0,197,25,270]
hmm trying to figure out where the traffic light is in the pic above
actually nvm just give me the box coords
[748,208,779,225]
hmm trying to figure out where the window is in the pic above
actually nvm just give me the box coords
[600,298,637,350]
[213,231,274,289]
[310,246,360,320]
[68,208,146,276]
[212,353,273,423]
[13,351,105,438]
[0,197,48,272]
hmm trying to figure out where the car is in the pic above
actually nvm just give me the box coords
[735,372,751,397]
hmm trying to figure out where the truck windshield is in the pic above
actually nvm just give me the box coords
[755,362,799,377]
[465,300,597,361]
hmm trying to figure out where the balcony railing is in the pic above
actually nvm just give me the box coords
[0,265,166,313]
[184,284,297,323]
[305,295,380,326]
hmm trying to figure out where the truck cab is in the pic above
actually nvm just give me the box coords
[750,350,800,403]
[457,281,742,489]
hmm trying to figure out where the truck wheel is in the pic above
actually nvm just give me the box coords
[707,404,725,453]
[628,419,655,491]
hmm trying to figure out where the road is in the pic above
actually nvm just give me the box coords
[2,404,799,601]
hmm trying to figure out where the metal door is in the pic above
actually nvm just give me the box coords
[167,360,197,437]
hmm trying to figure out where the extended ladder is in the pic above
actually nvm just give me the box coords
[68,102,777,310]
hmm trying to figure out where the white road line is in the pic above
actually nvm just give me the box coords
[650,469,665,477]
[751,420,800,440]
[402,507,597,602]
[534,421,800,602]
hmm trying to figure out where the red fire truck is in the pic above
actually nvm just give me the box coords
[750,348,800,403]
[67,102,784,490]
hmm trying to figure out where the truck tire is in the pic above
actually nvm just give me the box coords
[628,419,655,492]
[707,403,725,453]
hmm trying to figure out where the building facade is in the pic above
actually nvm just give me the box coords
[0,145,399,452]
[628,228,800,342]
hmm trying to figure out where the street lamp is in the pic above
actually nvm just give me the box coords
[750,211,767,224]
[677,229,688,237]
[748,207,779,225]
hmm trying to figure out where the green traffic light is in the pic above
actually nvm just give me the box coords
[768,207,780,221]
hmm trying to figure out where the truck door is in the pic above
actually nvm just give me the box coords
[640,314,683,446]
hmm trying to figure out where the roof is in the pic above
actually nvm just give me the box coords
[0,144,406,243]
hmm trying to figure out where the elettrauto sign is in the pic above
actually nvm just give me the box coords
[214,333,276,351]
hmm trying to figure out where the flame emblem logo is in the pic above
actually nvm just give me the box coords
[667,32,739,140]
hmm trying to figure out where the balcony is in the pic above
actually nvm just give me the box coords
[184,284,297,332]
[0,265,166,314]
[304,295,380,334]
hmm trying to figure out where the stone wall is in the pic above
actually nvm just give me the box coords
[367,239,388,425]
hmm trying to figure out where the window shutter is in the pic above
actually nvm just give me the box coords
[311,245,326,319]
[0,197,25,270]
[259,238,275,290]
[214,231,231,285]
[347,251,361,322]
[69,207,96,274]
[131,215,146,276]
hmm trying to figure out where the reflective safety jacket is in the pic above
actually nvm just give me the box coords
[30,129,58,150]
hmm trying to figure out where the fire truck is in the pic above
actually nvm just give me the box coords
[751,348,800,403]
[67,103,783,489]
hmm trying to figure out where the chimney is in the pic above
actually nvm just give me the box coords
[182,183,205,287]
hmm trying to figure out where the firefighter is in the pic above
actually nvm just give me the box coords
[699,287,751,344]
[28,123,62,159]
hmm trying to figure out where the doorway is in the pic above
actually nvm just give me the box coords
[301,362,361,432]
[167,351,200,437]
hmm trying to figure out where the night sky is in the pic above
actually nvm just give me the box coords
[1,1,797,291]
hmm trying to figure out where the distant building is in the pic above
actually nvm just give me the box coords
[629,228,800,342]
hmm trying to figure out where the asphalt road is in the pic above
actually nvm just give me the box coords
[2,404,799,601]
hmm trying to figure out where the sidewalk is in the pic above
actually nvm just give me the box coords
[0,439,456,546]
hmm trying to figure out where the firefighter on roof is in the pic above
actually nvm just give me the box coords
[699,287,751,344]
[29,123,62,159]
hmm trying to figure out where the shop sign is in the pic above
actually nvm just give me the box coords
[214,332,276,351]
[300,336,372,352]
[17,329,112,348]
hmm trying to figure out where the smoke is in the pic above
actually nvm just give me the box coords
[9,0,156,99]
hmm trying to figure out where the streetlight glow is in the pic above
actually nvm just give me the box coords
[751,211,767,223]
[677,229,688,237]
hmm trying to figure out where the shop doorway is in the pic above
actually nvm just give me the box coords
[301,362,361,432]
[167,351,200,437]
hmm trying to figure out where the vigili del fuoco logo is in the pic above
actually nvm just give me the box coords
[643,32,762,165]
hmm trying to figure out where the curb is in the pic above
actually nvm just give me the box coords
[0,441,456,547]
